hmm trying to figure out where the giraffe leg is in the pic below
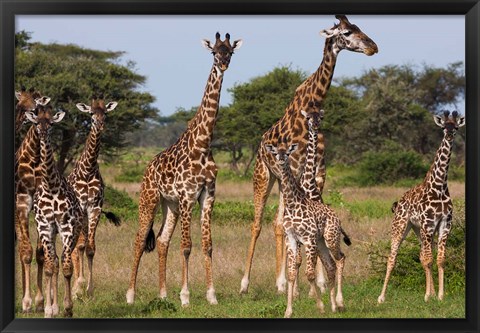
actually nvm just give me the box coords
[378,217,411,304]
[51,252,59,316]
[16,197,34,313]
[199,184,218,305]
[240,159,275,294]
[317,239,336,312]
[72,230,86,298]
[420,226,435,302]
[126,186,160,305]
[309,256,326,297]
[284,233,297,318]
[293,243,302,298]
[274,193,287,294]
[324,229,346,311]
[85,207,102,298]
[437,214,452,301]
[305,242,325,315]
[37,217,55,318]
[34,237,45,312]
[179,198,195,307]
[157,199,179,300]
[60,219,79,318]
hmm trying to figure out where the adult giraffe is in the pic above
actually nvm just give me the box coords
[126,32,242,307]
[14,87,51,312]
[240,15,378,294]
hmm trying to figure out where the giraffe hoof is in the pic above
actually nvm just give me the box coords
[377,295,385,304]
[126,289,135,304]
[22,298,33,313]
[63,308,73,318]
[239,277,249,294]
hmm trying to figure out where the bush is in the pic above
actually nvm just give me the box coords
[103,185,138,221]
[357,150,428,186]
[114,166,145,183]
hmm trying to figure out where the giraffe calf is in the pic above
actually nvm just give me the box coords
[265,140,346,318]
[378,111,465,304]
[25,105,84,318]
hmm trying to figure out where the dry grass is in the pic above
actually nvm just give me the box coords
[14,178,465,318]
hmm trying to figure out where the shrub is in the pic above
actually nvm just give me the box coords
[103,185,138,221]
[114,166,145,183]
[357,150,428,186]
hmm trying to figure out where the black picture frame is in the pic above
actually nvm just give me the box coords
[1,1,478,332]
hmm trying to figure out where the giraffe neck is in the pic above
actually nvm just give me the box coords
[280,160,305,209]
[426,134,453,190]
[290,37,338,110]
[187,65,224,150]
[73,124,102,177]
[39,132,62,190]
[300,126,320,200]
[15,125,40,166]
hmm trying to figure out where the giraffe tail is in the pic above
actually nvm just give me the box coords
[341,227,352,246]
[102,210,121,226]
[144,224,156,253]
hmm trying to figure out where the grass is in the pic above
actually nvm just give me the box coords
[14,150,466,319]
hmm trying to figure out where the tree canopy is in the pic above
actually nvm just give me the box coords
[15,31,159,173]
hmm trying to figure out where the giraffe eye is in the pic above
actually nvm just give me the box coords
[343,30,352,36]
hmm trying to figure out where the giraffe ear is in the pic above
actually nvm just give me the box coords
[105,101,118,112]
[76,103,92,113]
[35,96,51,106]
[457,116,465,127]
[52,111,66,123]
[287,143,299,155]
[15,90,22,100]
[232,39,243,51]
[265,144,276,154]
[24,111,38,124]
[433,115,444,127]
[320,28,339,38]
[201,39,214,51]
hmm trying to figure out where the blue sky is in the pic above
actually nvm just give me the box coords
[16,15,465,116]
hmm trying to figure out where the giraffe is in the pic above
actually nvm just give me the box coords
[14,87,51,313]
[240,14,377,294]
[299,102,351,296]
[265,140,346,318]
[377,111,465,304]
[25,104,84,318]
[68,94,120,298]
[126,32,242,307]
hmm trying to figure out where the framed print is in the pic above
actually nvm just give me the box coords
[1,1,479,332]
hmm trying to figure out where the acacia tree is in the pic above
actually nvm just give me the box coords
[15,31,159,173]
[215,66,306,175]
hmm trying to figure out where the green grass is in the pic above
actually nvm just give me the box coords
[16,277,465,318]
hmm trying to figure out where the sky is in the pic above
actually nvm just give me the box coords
[16,15,465,116]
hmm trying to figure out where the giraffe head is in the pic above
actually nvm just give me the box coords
[15,86,50,132]
[320,15,378,56]
[75,94,118,132]
[202,32,243,73]
[433,110,465,141]
[300,101,325,131]
[24,103,65,140]
[265,138,298,166]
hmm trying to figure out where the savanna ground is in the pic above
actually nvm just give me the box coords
[15,148,466,319]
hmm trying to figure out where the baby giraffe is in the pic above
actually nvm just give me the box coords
[25,104,84,318]
[378,111,465,304]
[265,139,346,318]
